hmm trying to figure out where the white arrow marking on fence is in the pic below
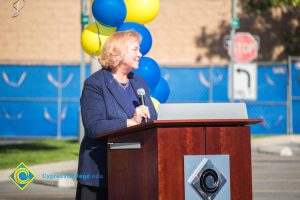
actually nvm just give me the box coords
[47,73,74,88]
[264,73,275,86]
[198,71,210,88]
[1,108,23,120]
[259,115,271,129]
[2,71,27,88]
[214,73,223,85]
[44,107,67,123]
[163,73,170,81]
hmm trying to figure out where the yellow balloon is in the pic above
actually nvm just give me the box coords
[81,22,117,56]
[124,0,160,24]
[151,97,160,112]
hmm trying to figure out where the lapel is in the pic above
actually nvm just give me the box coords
[104,69,134,118]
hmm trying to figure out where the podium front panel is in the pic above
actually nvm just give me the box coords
[205,126,252,200]
[157,127,205,200]
[107,128,158,200]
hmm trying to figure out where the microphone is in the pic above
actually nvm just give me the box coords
[137,88,148,122]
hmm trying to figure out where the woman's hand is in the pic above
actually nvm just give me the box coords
[127,105,150,127]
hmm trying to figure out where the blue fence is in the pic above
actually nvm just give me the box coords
[0,63,299,137]
[0,65,90,138]
[291,59,300,133]
[161,64,290,135]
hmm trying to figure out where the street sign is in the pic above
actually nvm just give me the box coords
[228,32,258,63]
[231,18,240,28]
[233,63,257,100]
[81,14,89,25]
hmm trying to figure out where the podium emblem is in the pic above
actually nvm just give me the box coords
[184,155,230,200]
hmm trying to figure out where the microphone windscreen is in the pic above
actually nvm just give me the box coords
[136,88,148,122]
[137,88,145,96]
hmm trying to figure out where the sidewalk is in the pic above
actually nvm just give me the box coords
[1,135,300,200]
[1,135,299,187]
[251,135,300,156]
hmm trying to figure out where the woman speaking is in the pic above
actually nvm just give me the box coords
[76,30,157,200]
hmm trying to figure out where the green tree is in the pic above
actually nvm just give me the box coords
[246,0,300,11]
[246,0,300,55]
[195,0,300,62]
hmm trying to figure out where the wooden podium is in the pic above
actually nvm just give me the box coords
[98,119,262,200]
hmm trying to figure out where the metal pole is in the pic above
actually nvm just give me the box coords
[89,15,102,74]
[287,56,293,135]
[89,17,102,74]
[228,0,238,101]
[79,0,89,142]
[57,65,62,140]
[79,49,86,142]
[209,65,213,103]
[80,0,89,92]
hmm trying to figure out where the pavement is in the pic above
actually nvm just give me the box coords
[0,135,300,199]
[251,135,300,200]
[252,135,300,156]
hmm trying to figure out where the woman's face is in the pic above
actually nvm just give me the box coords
[120,40,142,72]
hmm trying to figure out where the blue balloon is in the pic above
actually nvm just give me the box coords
[134,57,161,90]
[150,78,170,103]
[117,22,152,55]
[92,0,126,27]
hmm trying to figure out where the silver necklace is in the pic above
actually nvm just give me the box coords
[118,82,129,89]
[113,75,129,89]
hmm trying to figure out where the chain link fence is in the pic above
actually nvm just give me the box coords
[0,64,90,139]
[1,60,298,137]
[289,56,300,134]
[161,61,296,135]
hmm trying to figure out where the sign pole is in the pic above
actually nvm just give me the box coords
[79,0,90,142]
[229,0,238,101]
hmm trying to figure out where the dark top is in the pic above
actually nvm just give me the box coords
[115,81,139,114]
[77,69,157,188]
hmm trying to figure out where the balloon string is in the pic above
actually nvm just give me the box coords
[92,22,102,57]
[12,0,25,18]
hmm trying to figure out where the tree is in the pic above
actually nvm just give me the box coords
[246,0,300,55]
[246,0,300,11]
[195,0,300,63]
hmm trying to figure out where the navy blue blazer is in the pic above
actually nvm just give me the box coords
[77,69,157,187]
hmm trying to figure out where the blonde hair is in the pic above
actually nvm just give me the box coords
[99,30,142,72]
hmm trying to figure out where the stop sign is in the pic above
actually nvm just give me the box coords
[228,32,258,63]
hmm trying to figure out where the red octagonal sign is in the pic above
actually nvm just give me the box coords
[228,32,258,63]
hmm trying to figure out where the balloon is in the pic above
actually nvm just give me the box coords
[124,0,160,24]
[92,0,126,27]
[150,97,160,111]
[150,78,170,103]
[117,22,152,55]
[134,57,161,90]
[81,22,117,56]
